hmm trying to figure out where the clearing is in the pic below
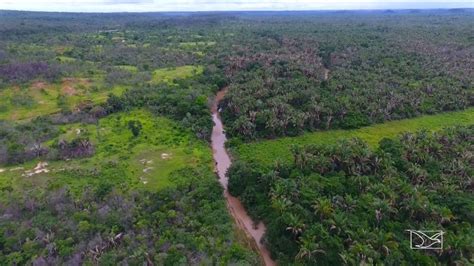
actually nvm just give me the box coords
[151,65,204,84]
[234,108,474,166]
[0,109,213,196]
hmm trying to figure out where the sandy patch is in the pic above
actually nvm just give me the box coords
[31,81,47,90]
[23,162,50,177]
[139,159,153,165]
[61,77,91,96]
[62,85,77,96]
[139,176,148,184]
[161,153,172,160]
[0,169,5,173]
[143,167,154,173]
[138,158,156,183]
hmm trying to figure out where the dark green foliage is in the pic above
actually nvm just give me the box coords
[228,126,474,265]
[0,167,259,265]
[105,77,218,140]
[218,12,473,140]
[0,118,58,165]
[127,120,142,137]
[0,9,473,265]
[56,137,95,159]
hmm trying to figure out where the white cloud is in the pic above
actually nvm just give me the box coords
[0,0,472,12]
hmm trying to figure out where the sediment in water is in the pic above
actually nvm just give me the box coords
[210,88,276,266]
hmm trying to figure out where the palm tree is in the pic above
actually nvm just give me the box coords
[296,234,326,262]
[312,198,334,220]
[373,231,398,257]
[285,213,306,237]
[271,196,292,214]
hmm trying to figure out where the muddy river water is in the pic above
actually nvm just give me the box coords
[211,88,276,266]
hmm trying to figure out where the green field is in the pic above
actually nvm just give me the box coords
[114,64,139,72]
[56,55,77,62]
[0,78,126,121]
[178,41,216,49]
[234,108,474,166]
[0,109,213,196]
[151,65,204,84]
[0,64,206,121]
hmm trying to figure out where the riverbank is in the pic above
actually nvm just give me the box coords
[210,88,276,266]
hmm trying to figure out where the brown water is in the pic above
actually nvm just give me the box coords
[211,88,276,266]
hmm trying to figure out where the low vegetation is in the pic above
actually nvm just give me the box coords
[0,110,258,264]
[151,65,204,84]
[234,108,474,166]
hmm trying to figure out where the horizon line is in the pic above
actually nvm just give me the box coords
[1,7,473,14]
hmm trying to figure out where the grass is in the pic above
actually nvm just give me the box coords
[234,108,474,166]
[178,41,216,49]
[56,56,77,63]
[0,57,201,121]
[114,65,138,72]
[0,54,134,121]
[0,109,214,197]
[0,78,126,121]
[0,83,60,120]
[151,65,203,84]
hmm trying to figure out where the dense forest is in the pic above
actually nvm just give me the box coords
[219,12,473,139]
[0,9,473,265]
[229,126,473,265]
[2,167,258,265]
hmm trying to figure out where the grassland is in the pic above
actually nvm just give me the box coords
[0,109,213,197]
[0,64,204,121]
[114,65,138,72]
[56,55,77,62]
[151,65,204,84]
[178,41,216,49]
[234,108,474,166]
[0,78,126,121]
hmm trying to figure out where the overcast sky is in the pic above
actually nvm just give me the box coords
[0,0,472,12]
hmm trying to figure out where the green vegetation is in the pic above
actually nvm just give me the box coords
[0,9,472,265]
[0,79,126,121]
[0,109,212,192]
[179,41,216,49]
[0,10,255,261]
[56,56,76,62]
[0,110,258,264]
[219,11,473,140]
[229,126,474,265]
[152,65,204,84]
[114,65,138,72]
[234,108,474,166]
[0,65,207,121]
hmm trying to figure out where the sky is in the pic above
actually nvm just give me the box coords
[0,0,472,12]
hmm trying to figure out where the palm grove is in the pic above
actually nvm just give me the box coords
[0,9,473,265]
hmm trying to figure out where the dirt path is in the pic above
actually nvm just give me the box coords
[211,88,276,266]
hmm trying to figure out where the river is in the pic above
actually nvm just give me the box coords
[211,88,276,266]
